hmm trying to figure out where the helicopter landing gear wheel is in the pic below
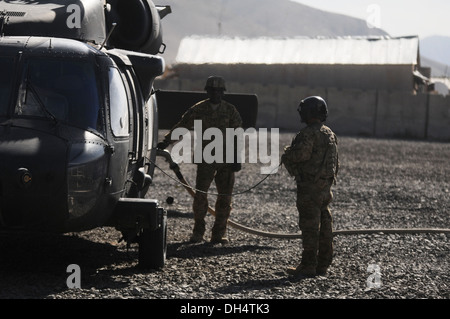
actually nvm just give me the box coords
[138,211,167,269]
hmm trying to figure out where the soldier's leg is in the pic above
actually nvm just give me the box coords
[293,183,321,276]
[317,186,334,274]
[317,208,333,274]
[191,164,215,242]
[211,165,234,243]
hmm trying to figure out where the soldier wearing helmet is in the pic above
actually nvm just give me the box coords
[281,96,339,278]
[158,76,242,244]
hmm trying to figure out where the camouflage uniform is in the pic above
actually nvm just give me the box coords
[282,122,339,276]
[164,98,242,242]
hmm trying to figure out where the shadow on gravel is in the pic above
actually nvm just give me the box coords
[167,210,193,219]
[214,276,305,295]
[167,242,277,259]
[0,232,132,298]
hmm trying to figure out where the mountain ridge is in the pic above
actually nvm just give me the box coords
[158,0,448,76]
[160,0,388,64]
[420,35,450,73]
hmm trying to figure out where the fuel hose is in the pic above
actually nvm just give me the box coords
[156,150,450,238]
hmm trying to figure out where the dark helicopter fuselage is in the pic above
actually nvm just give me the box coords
[0,0,258,270]
[0,0,171,269]
[0,36,162,232]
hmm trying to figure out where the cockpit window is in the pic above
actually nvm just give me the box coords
[15,58,103,134]
[0,57,15,116]
[108,67,129,137]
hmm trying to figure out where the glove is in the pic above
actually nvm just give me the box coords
[157,140,170,150]
[231,162,242,172]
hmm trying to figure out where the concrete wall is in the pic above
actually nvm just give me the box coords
[173,63,415,92]
[428,94,450,140]
[155,78,450,141]
[375,91,428,138]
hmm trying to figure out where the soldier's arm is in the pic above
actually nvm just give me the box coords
[163,107,197,144]
[284,132,314,163]
[334,133,340,175]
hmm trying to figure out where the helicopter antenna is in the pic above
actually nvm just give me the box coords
[100,22,117,50]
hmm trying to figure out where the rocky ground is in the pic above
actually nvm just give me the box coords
[0,132,449,306]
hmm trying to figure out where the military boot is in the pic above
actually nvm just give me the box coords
[315,266,328,276]
[210,235,229,245]
[189,231,204,243]
[298,231,319,273]
[190,219,206,243]
[210,215,229,244]
[210,227,229,244]
[210,226,229,244]
[286,265,316,278]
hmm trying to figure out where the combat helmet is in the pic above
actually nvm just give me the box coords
[298,96,328,123]
[204,76,226,91]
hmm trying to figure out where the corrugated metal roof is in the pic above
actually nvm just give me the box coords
[175,36,420,65]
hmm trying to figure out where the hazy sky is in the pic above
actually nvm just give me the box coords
[291,0,450,39]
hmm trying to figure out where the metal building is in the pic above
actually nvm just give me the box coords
[173,35,429,92]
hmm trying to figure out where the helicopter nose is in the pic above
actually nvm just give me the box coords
[0,126,68,229]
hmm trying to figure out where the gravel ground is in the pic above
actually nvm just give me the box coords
[0,132,449,304]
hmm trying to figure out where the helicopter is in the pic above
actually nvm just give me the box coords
[0,0,173,269]
[0,0,259,271]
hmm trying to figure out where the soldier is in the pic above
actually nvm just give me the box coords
[157,76,242,244]
[281,96,339,277]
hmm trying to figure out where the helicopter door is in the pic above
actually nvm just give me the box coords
[122,68,143,162]
[107,66,131,196]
